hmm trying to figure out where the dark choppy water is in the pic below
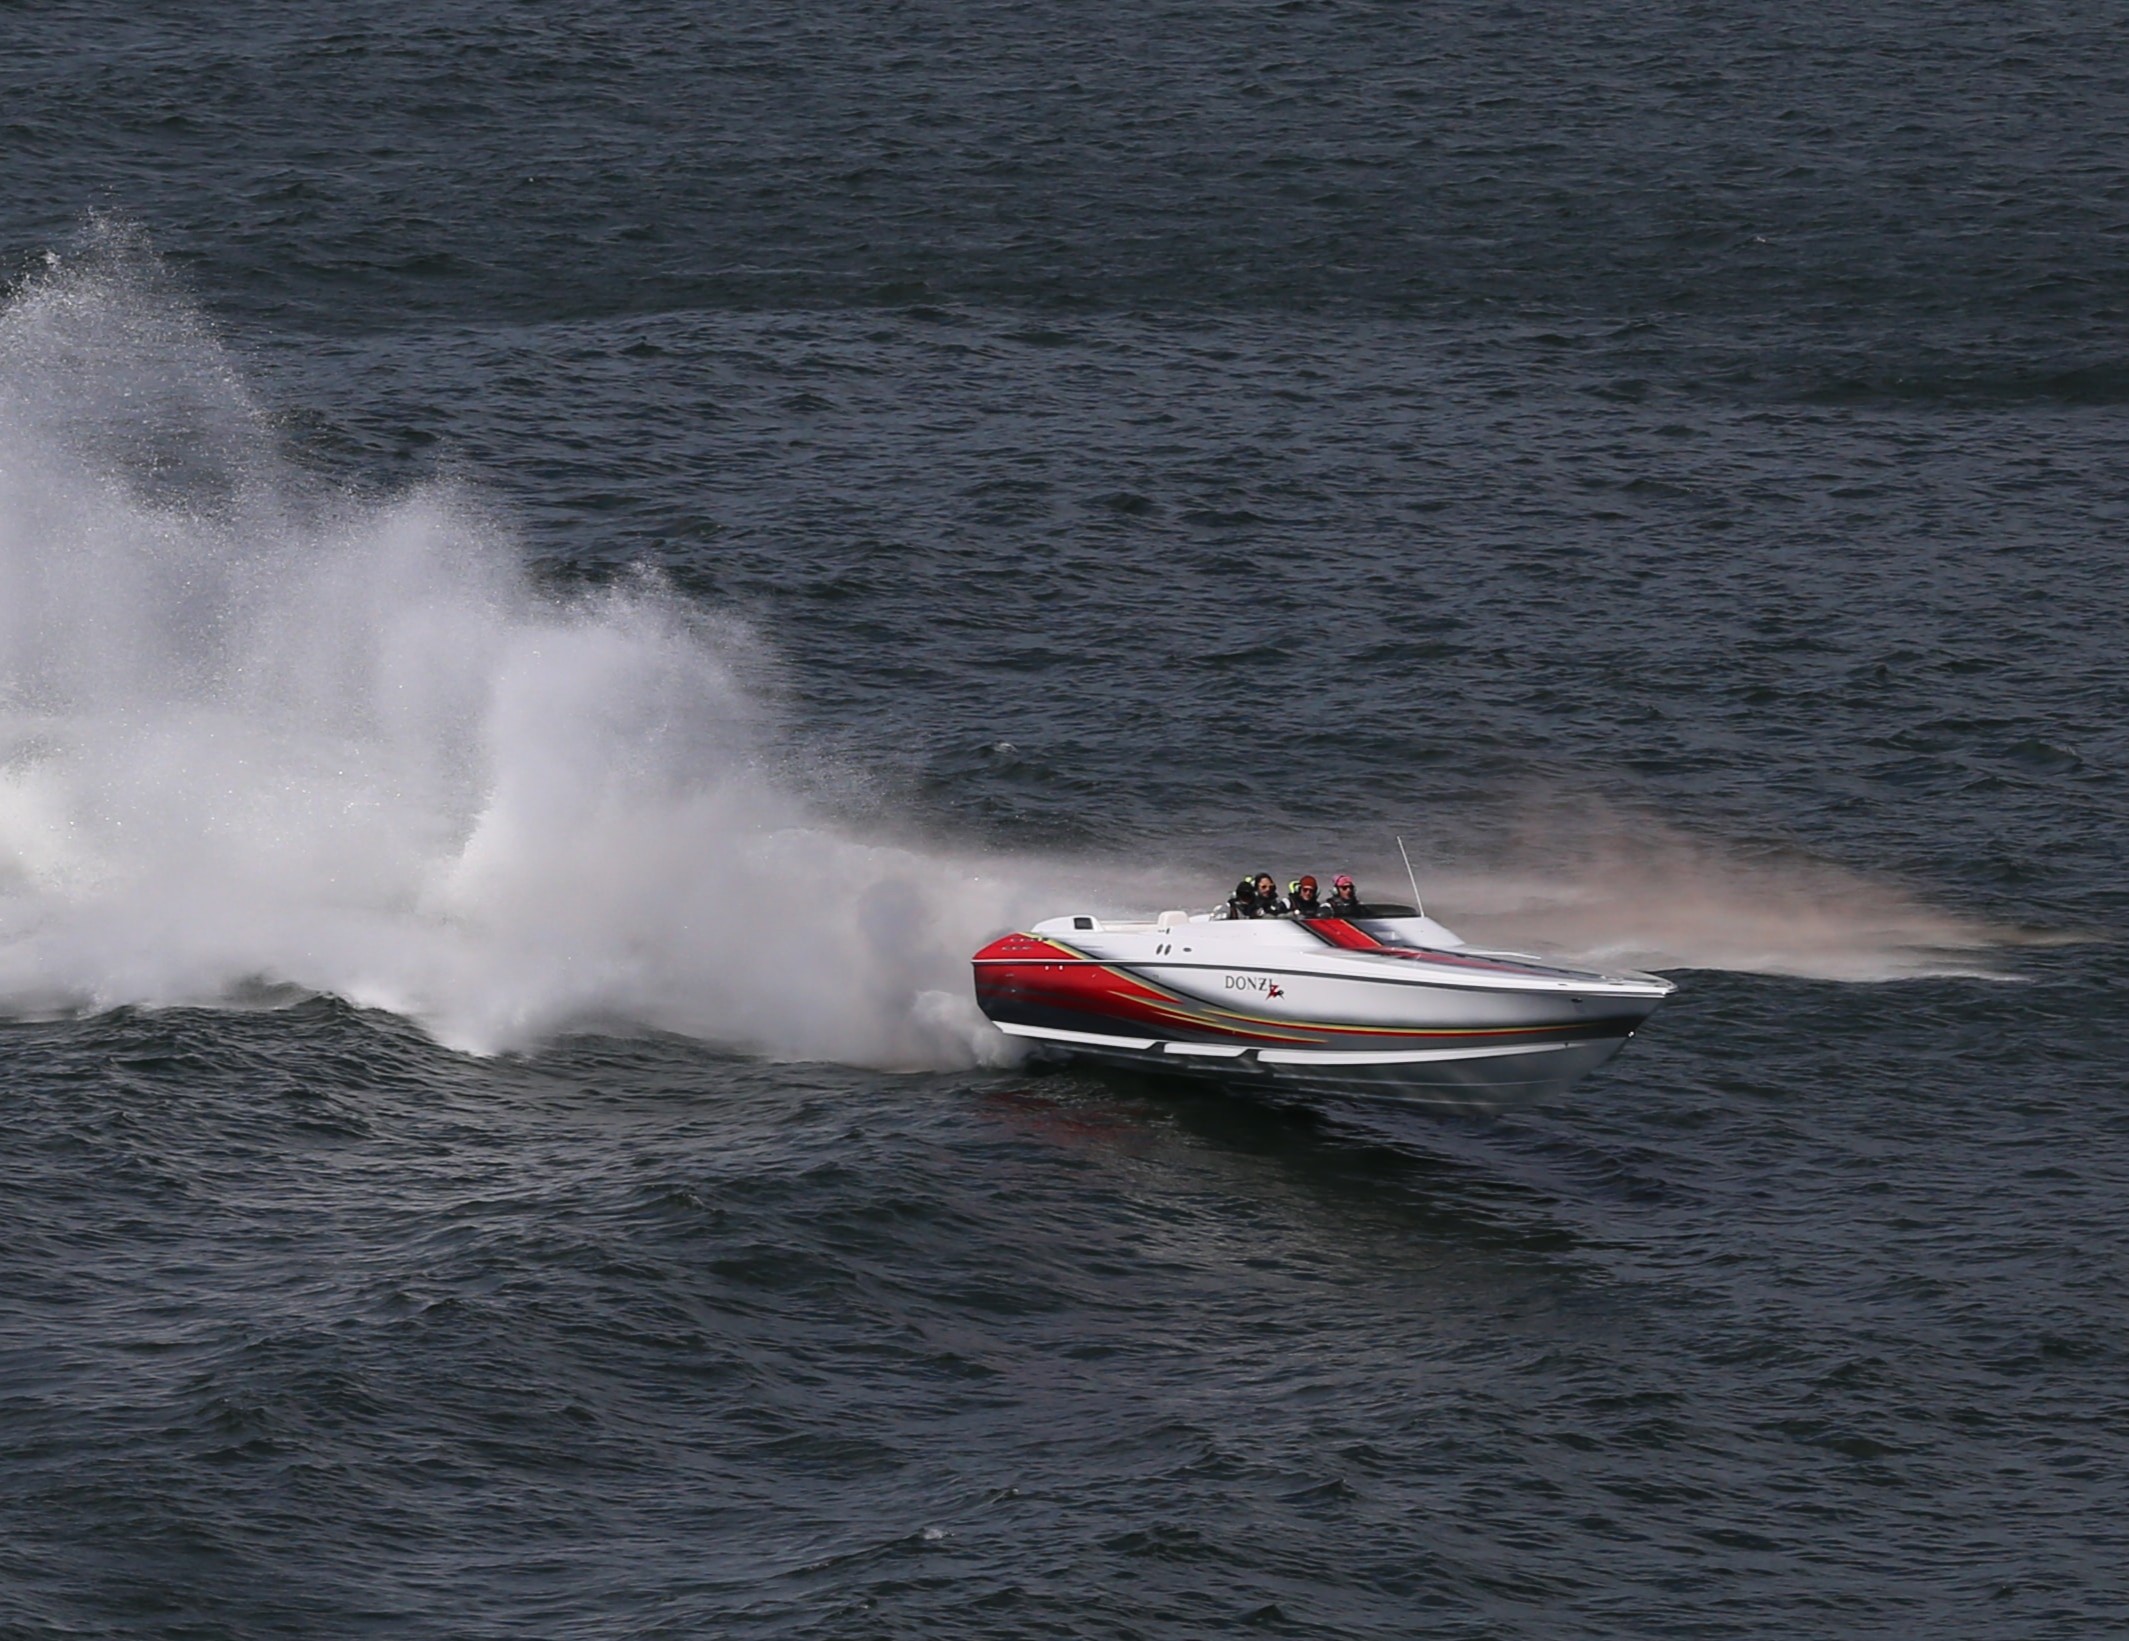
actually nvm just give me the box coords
[3,5,2125,1636]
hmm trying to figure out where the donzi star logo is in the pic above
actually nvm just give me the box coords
[1267,984,1284,999]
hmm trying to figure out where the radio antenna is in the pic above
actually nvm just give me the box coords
[1397,835,1425,918]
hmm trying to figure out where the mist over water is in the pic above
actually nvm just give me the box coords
[0,245,2023,1067]
[1425,820,2036,983]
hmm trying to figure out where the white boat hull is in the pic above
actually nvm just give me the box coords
[973,910,1673,1111]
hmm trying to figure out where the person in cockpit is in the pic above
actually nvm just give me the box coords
[1326,874,1361,917]
[1225,878,1259,919]
[1290,875,1326,918]
[1251,872,1288,916]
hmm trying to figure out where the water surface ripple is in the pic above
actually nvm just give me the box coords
[2,3,2125,1637]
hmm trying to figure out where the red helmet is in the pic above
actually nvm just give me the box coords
[1298,875,1317,894]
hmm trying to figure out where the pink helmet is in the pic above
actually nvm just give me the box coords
[1333,874,1354,891]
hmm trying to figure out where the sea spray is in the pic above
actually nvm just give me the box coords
[0,237,1154,1063]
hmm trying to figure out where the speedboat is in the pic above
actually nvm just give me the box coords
[971,904,1674,1110]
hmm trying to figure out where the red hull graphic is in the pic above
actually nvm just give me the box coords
[966,915,1673,1108]
[972,935,1317,1045]
[971,934,1622,1052]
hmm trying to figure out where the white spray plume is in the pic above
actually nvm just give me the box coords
[0,239,1162,1064]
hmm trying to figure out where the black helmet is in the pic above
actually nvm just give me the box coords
[1235,878,1257,900]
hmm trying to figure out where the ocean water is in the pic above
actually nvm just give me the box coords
[2,4,2125,1636]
